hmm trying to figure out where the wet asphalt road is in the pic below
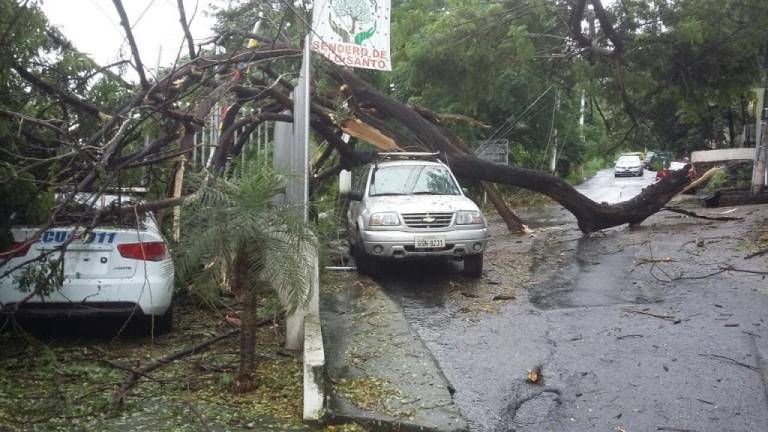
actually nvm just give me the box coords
[576,168,657,204]
[377,170,768,431]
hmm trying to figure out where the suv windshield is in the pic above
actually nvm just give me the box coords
[368,165,460,196]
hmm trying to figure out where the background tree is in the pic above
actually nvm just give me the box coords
[3,0,767,282]
[175,164,314,391]
[567,0,768,154]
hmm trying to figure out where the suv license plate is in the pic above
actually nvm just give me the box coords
[414,236,445,248]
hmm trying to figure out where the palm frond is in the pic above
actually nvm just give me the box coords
[175,161,317,313]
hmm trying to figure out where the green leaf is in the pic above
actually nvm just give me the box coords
[354,22,377,45]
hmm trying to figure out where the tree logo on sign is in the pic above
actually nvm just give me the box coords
[328,0,378,45]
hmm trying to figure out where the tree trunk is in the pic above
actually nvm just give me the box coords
[325,64,693,234]
[727,107,736,148]
[406,104,526,232]
[235,248,259,392]
[448,155,691,234]
[741,94,750,146]
[480,182,525,232]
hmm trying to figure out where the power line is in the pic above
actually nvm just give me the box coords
[131,0,159,30]
[483,85,553,144]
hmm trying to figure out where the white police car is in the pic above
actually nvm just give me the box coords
[0,193,174,333]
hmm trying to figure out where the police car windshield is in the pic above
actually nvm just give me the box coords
[369,165,460,196]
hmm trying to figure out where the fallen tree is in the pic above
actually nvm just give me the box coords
[1,0,699,276]
[319,64,693,234]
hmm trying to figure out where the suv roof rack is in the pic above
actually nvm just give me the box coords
[376,152,441,161]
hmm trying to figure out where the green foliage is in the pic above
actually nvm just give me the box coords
[0,306,312,431]
[387,0,596,175]
[705,169,728,191]
[589,0,768,154]
[384,0,768,176]
[0,0,132,245]
[0,169,53,248]
[14,258,63,297]
[175,164,316,313]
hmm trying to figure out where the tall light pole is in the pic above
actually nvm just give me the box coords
[752,41,768,194]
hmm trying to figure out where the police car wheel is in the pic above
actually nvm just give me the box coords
[144,303,173,335]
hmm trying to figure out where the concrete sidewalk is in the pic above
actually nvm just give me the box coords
[321,273,468,432]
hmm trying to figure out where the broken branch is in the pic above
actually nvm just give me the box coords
[113,313,282,408]
[112,0,149,88]
[661,207,743,222]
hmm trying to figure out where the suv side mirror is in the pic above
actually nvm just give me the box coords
[462,187,469,195]
[347,191,364,201]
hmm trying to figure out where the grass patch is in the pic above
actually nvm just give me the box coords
[0,303,318,431]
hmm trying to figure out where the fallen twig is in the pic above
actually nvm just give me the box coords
[671,268,729,281]
[745,248,768,260]
[698,353,758,372]
[723,266,768,276]
[655,427,696,432]
[113,313,282,408]
[662,207,742,222]
[622,308,680,323]
[185,400,212,432]
[635,257,675,266]
[673,265,768,281]
[100,358,164,384]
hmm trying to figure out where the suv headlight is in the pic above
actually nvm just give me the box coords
[369,212,400,226]
[456,210,484,225]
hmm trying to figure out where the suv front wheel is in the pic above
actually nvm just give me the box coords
[463,253,483,278]
[354,238,378,276]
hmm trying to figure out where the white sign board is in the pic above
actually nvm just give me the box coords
[311,0,392,71]
[474,139,509,165]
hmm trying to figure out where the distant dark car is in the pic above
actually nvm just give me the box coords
[644,151,656,167]
[648,152,673,171]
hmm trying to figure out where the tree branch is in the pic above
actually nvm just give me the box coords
[11,62,105,119]
[176,0,197,60]
[111,0,149,88]
[113,313,284,408]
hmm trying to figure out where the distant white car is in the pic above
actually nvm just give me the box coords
[0,194,174,333]
[614,155,644,177]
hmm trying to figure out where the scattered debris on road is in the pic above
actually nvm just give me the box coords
[526,365,542,384]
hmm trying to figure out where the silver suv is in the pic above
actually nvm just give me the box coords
[344,153,488,277]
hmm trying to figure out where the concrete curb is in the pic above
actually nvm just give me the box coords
[303,314,326,421]
[321,274,469,432]
[326,397,468,432]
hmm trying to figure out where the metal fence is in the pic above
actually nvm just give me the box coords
[187,105,275,170]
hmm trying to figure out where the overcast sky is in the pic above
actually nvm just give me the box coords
[41,0,219,81]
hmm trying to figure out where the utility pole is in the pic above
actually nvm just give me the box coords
[752,39,768,194]
[549,90,560,174]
